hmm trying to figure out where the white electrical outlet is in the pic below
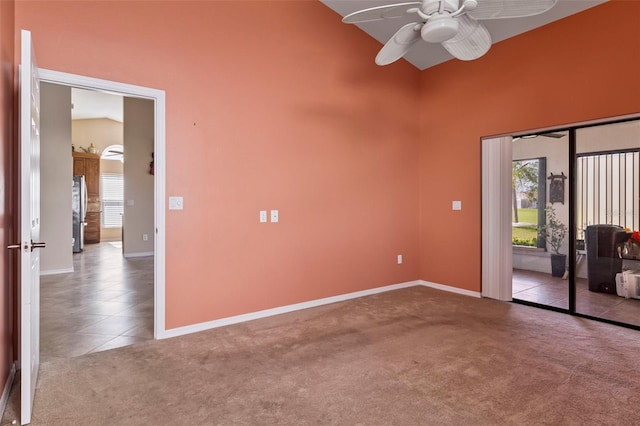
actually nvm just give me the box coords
[270,210,279,223]
[169,196,184,210]
[452,200,462,211]
[397,254,403,264]
[142,234,148,241]
[259,210,267,223]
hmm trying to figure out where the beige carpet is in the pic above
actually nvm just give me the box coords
[3,286,640,425]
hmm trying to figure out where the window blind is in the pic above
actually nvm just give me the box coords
[577,150,640,239]
[101,173,124,228]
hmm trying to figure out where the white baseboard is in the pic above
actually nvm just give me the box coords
[419,280,482,298]
[40,267,74,276]
[158,279,482,340]
[159,280,422,339]
[0,363,16,419]
[123,251,154,258]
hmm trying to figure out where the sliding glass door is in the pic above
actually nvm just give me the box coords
[512,131,570,310]
[575,121,640,327]
[509,118,640,329]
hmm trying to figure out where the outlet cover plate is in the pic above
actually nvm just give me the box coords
[169,196,184,210]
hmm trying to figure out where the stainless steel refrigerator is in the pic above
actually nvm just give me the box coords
[72,175,87,253]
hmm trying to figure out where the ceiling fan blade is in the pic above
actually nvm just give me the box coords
[375,22,422,66]
[513,132,566,141]
[467,0,557,20]
[540,132,565,138]
[441,15,491,61]
[342,2,421,24]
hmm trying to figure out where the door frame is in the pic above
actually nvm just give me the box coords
[481,113,640,306]
[38,69,167,338]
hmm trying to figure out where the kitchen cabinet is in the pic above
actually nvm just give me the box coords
[84,212,101,244]
[73,151,101,243]
[73,151,100,199]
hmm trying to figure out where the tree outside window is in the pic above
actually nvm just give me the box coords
[512,158,546,247]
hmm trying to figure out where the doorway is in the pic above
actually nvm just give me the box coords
[38,68,167,344]
[511,131,569,310]
[39,84,156,361]
[482,115,640,330]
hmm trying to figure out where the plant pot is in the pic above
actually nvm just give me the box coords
[550,253,567,278]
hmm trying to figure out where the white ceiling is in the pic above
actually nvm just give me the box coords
[320,0,607,70]
[71,87,123,123]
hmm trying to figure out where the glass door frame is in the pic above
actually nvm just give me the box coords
[511,117,640,332]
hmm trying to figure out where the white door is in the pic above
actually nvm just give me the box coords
[19,29,42,425]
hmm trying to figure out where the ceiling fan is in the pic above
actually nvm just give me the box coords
[342,0,557,66]
[512,132,565,142]
[102,148,124,159]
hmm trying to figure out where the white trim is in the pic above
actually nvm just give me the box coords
[158,279,482,340]
[158,281,422,339]
[39,69,163,100]
[0,363,16,419]
[40,267,74,276]
[38,68,166,340]
[484,114,640,141]
[419,280,482,298]
[123,252,154,259]
[481,136,513,301]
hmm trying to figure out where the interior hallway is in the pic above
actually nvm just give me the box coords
[40,242,154,362]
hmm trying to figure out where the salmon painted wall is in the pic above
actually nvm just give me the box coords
[1,0,15,393]
[417,2,640,292]
[14,1,421,328]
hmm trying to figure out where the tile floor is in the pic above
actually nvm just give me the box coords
[40,242,154,363]
[513,268,640,327]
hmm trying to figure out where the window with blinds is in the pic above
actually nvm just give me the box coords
[101,173,124,228]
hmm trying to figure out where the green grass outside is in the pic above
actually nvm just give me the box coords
[513,208,538,224]
[513,208,538,246]
[513,226,537,241]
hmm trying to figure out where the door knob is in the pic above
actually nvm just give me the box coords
[30,241,46,251]
[7,242,46,251]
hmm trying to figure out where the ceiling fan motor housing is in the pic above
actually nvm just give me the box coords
[422,14,459,42]
[421,0,460,15]
[421,0,461,43]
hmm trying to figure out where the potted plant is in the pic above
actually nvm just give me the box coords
[538,204,568,277]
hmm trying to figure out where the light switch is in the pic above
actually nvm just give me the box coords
[270,210,279,223]
[169,196,184,210]
[452,201,462,211]
[126,199,134,206]
[259,210,267,223]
